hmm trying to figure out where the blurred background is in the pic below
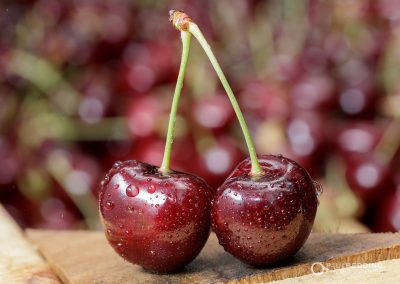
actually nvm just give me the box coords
[1,0,400,233]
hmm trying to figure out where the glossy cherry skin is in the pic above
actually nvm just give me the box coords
[99,160,213,273]
[211,155,319,266]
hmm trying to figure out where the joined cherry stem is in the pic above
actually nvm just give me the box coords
[160,31,191,174]
[169,10,264,177]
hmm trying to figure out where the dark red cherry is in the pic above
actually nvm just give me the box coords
[192,93,234,132]
[211,155,319,266]
[334,121,384,159]
[373,172,400,232]
[373,189,400,232]
[99,160,213,273]
[284,111,330,177]
[126,96,164,138]
[190,136,245,190]
[117,41,177,94]
[290,74,336,111]
[345,154,393,206]
[239,81,289,120]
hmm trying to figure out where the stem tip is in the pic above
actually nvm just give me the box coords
[169,10,192,31]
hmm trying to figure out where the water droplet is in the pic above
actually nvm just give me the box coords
[314,180,323,197]
[126,184,139,197]
[127,205,134,213]
[147,185,156,194]
[107,229,112,234]
[155,204,160,208]
[125,229,132,236]
[119,224,124,229]
[113,184,119,190]
[146,178,152,182]
[247,236,252,240]
[104,201,114,210]
[113,161,122,169]
[116,242,124,253]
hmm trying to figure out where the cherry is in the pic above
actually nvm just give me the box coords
[99,160,213,272]
[170,11,320,266]
[334,121,384,159]
[37,197,79,230]
[211,155,319,266]
[126,96,164,138]
[117,41,177,95]
[345,154,393,206]
[373,173,400,232]
[284,111,330,176]
[192,93,234,132]
[190,135,245,189]
[100,20,213,272]
[290,74,336,112]
[239,81,288,120]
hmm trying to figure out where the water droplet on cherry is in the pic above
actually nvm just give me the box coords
[113,161,122,169]
[313,180,323,197]
[104,201,114,210]
[147,184,156,193]
[126,184,139,197]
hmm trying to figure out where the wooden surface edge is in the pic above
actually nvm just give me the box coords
[270,258,400,284]
[25,229,73,284]
[227,243,400,283]
[0,205,60,284]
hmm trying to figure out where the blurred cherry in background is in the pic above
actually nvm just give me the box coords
[0,0,400,233]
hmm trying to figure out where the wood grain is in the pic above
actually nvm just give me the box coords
[26,230,400,284]
[0,206,60,284]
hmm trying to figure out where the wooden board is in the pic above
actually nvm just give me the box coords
[273,258,400,283]
[26,230,400,284]
[0,206,60,284]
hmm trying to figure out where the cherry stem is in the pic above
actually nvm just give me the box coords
[375,119,400,164]
[160,31,192,174]
[169,10,264,176]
